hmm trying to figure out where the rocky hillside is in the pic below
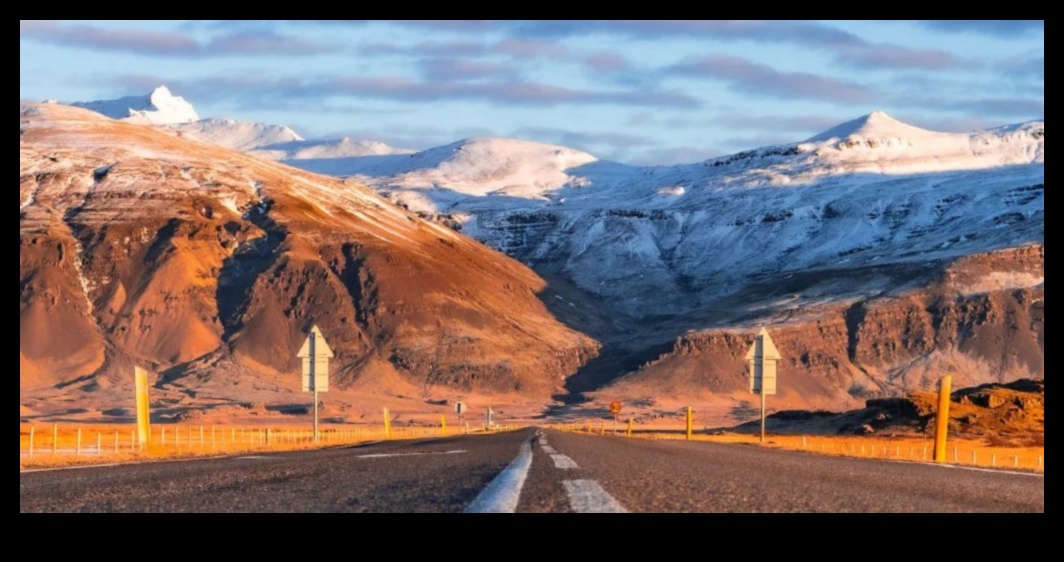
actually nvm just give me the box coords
[19,103,598,402]
[607,246,1043,411]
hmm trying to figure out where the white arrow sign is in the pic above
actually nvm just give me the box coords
[746,327,781,445]
[299,325,333,393]
[746,327,781,396]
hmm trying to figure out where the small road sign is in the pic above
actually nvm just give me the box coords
[298,326,333,443]
[298,326,333,394]
[746,328,781,445]
[609,402,623,416]
[455,402,467,416]
[746,327,780,396]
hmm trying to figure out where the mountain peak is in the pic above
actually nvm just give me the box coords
[73,86,199,126]
[807,111,934,143]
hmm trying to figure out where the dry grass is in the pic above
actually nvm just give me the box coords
[553,425,1044,473]
[19,423,519,471]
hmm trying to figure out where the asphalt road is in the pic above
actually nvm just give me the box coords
[20,429,1044,513]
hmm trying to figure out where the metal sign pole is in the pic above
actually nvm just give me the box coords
[761,391,767,445]
[311,331,319,444]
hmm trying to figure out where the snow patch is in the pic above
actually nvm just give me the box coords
[959,272,1045,296]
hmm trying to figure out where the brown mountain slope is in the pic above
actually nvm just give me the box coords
[19,103,598,402]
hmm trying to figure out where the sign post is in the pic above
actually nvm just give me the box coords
[298,326,333,444]
[746,328,781,445]
[134,367,151,450]
[455,401,467,429]
[609,402,623,435]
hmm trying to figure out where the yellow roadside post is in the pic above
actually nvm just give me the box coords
[686,407,693,441]
[441,416,447,437]
[627,419,634,438]
[135,367,151,450]
[600,422,606,436]
[29,427,34,458]
[52,424,58,455]
[933,375,953,463]
[383,408,392,439]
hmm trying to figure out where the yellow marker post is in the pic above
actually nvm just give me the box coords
[626,419,634,438]
[600,422,606,437]
[933,375,952,463]
[383,408,392,439]
[686,407,693,441]
[52,424,58,455]
[134,367,151,450]
[441,416,447,437]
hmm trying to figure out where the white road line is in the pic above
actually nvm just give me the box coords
[465,439,533,514]
[358,450,466,460]
[563,480,628,514]
[551,454,580,470]
[542,446,557,455]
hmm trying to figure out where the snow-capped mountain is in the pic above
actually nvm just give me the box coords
[72,86,199,125]
[72,87,412,165]
[309,113,1042,319]
[167,118,305,151]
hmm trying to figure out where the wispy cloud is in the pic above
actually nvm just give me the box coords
[305,20,969,71]
[20,20,338,58]
[113,73,701,110]
[918,20,1044,37]
[419,59,519,81]
[669,55,877,103]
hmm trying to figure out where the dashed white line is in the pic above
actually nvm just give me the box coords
[465,439,533,514]
[563,480,628,514]
[542,446,558,455]
[551,454,580,470]
[358,450,466,460]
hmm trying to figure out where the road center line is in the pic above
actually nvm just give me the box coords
[551,454,580,470]
[542,446,558,455]
[465,438,533,514]
[563,480,628,514]
[358,450,467,459]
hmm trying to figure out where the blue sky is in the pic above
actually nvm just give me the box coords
[19,20,1043,165]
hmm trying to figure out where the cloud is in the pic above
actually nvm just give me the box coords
[206,31,339,56]
[300,20,966,71]
[906,95,1044,118]
[670,55,877,103]
[20,20,336,58]
[495,39,570,59]
[918,20,1044,36]
[115,73,701,109]
[20,20,199,56]
[1000,55,1044,81]
[419,59,519,81]
[835,44,971,71]
[359,40,488,57]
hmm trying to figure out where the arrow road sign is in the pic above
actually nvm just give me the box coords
[299,325,333,393]
[746,327,782,445]
[746,327,781,396]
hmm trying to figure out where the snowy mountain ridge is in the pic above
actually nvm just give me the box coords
[72,86,199,126]
[320,113,1044,321]
[71,87,411,165]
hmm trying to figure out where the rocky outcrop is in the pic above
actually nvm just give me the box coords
[612,246,1044,409]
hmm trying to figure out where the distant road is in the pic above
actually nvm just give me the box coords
[20,430,1043,513]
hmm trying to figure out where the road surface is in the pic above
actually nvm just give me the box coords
[20,429,1043,513]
